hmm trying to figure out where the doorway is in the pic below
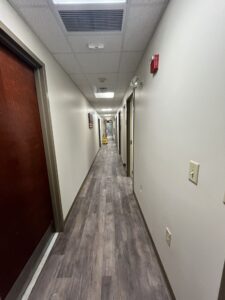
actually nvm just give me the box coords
[98,118,101,148]
[0,28,63,299]
[118,111,121,155]
[126,93,134,178]
[106,120,113,138]
[219,262,225,300]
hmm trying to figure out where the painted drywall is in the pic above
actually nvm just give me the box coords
[129,0,225,299]
[0,0,100,219]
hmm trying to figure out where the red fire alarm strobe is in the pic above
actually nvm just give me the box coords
[150,54,159,74]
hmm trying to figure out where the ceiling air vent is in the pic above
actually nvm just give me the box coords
[59,9,124,32]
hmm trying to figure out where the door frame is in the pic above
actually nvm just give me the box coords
[98,118,101,147]
[118,111,121,155]
[126,93,134,177]
[0,23,64,232]
[218,262,225,300]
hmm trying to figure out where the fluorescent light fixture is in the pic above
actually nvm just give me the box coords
[53,0,126,4]
[101,108,113,112]
[95,92,114,99]
[88,43,104,50]
[104,114,113,117]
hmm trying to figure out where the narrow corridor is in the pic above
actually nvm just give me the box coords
[28,142,171,300]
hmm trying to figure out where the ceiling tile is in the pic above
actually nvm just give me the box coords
[70,73,87,83]
[9,0,48,6]
[123,5,165,51]
[67,35,123,53]
[19,7,71,53]
[70,74,90,88]
[54,53,82,73]
[119,52,143,73]
[76,53,120,73]
[79,85,94,99]
[117,72,133,91]
[93,100,121,109]
[86,73,118,90]
[9,0,168,111]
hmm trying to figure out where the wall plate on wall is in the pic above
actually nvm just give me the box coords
[166,227,172,247]
[189,160,200,185]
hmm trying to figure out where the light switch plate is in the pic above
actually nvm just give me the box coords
[166,227,172,247]
[189,160,200,185]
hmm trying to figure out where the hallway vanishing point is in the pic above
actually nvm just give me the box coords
[29,142,172,300]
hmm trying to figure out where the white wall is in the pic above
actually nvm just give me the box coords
[0,0,100,219]
[131,0,225,299]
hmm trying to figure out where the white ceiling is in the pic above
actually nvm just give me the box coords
[9,0,168,114]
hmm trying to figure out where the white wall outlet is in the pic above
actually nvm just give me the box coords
[166,227,172,247]
[189,160,200,185]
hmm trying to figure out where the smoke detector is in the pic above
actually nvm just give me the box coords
[98,77,107,83]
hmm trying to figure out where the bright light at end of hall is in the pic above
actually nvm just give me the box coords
[101,108,113,112]
[95,92,114,99]
[53,0,126,4]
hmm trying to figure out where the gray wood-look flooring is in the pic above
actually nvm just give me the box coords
[28,141,172,300]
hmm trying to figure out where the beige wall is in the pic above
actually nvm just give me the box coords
[0,0,100,219]
[120,0,225,299]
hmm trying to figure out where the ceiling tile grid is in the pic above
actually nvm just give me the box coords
[122,4,166,51]
[8,0,169,113]
[119,51,143,73]
[10,0,48,6]
[76,52,121,73]
[67,34,123,53]
[54,53,82,73]
[19,7,72,53]
[86,73,118,90]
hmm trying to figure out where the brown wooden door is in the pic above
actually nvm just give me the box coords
[0,44,53,299]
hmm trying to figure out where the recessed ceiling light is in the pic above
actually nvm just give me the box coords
[95,92,114,99]
[101,108,113,111]
[53,0,126,4]
[88,43,104,50]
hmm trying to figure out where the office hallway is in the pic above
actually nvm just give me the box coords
[28,142,172,300]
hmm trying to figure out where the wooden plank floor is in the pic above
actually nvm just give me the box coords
[29,141,172,300]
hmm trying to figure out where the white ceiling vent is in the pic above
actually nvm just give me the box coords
[59,9,124,32]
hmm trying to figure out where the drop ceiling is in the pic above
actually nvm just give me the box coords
[8,0,168,115]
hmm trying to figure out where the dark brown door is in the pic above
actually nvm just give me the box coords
[0,44,53,299]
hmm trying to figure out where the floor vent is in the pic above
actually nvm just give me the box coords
[59,10,124,32]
